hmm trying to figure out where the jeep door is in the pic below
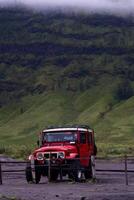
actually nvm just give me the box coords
[79,131,90,167]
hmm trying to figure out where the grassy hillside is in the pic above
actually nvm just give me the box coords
[0,7,134,156]
[0,82,134,156]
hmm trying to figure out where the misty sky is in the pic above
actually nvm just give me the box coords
[0,0,134,15]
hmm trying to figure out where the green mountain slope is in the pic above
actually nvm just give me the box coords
[0,88,134,156]
[0,7,134,156]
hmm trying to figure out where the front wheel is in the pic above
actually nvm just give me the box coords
[34,165,41,184]
[69,160,81,182]
[25,166,33,183]
[25,163,41,184]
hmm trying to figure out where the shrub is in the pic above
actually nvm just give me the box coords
[115,79,133,101]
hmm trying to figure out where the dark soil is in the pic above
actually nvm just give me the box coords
[0,155,134,200]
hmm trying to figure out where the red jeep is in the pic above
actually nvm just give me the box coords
[26,125,97,183]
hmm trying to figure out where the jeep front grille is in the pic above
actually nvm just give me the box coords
[44,152,58,159]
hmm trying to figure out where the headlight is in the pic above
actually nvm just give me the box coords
[28,154,34,160]
[36,152,44,160]
[58,152,65,159]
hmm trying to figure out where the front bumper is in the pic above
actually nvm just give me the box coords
[32,159,77,172]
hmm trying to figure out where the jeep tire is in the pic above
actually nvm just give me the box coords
[25,163,41,184]
[25,166,33,183]
[34,165,41,184]
[84,156,95,180]
[69,160,81,182]
[84,164,92,179]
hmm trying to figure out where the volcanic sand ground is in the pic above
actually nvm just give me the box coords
[0,155,134,200]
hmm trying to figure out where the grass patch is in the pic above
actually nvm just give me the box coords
[97,143,134,158]
[0,195,21,200]
[0,145,34,160]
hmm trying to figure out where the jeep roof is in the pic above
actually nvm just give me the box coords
[42,125,93,133]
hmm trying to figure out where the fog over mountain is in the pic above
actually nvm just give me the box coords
[0,0,134,16]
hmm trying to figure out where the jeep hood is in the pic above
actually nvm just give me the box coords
[35,145,77,154]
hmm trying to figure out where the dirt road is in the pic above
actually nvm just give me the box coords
[0,156,134,200]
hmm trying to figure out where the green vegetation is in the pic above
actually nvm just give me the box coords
[0,195,21,200]
[0,7,134,157]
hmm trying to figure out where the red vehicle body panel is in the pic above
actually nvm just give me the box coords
[31,127,97,168]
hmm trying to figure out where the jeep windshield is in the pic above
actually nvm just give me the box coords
[43,131,77,143]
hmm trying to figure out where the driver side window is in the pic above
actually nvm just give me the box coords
[80,132,86,144]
